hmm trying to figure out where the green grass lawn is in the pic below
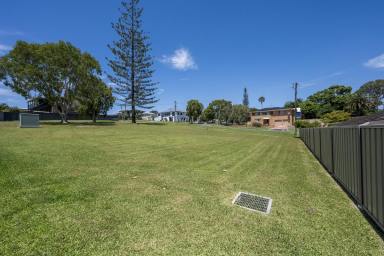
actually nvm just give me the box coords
[1,121,383,255]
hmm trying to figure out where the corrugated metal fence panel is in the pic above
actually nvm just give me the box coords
[320,128,333,173]
[313,128,322,159]
[332,128,362,203]
[310,128,316,153]
[302,128,307,145]
[301,128,308,147]
[361,127,384,227]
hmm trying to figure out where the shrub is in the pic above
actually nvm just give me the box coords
[0,103,20,112]
[321,111,351,124]
[252,122,263,128]
[295,120,321,128]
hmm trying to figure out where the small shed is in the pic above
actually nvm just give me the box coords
[19,113,40,128]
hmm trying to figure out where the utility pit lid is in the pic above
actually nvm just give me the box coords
[232,192,272,214]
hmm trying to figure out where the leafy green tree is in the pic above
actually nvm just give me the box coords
[321,111,351,124]
[307,85,352,115]
[186,99,204,123]
[346,92,370,116]
[201,105,215,122]
[77,77,115,122]
[356,80,384,111]
[207,99,232,125]
[230,104,249,124]
[299,100,320,119]
[243,88,249,107]
[0,103,8,112]
[0,103,20,112]
[0,41,103,123]
[284,98,303,108]
[107,0,158,124]
[258,96,265,109]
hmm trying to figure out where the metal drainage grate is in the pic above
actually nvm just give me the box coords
[232,192,272,214]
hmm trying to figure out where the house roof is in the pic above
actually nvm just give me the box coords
[160,109,186,113]
[252,107,293,112]
[333,111,384,127]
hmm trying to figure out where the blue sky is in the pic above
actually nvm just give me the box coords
[0,0,383,113]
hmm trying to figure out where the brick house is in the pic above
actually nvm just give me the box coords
[250,107,295,129]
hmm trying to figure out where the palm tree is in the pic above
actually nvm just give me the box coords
[258,96,265,109]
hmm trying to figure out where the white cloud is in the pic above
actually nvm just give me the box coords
[0,30,24,36]
[0,43,12,54]
[160,48,197,71]
[365,54,384,69]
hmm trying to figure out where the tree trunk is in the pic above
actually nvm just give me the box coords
[56,102,67,124]
[132,104,136,123]
[130,6,136,124]
[92,111,96,123]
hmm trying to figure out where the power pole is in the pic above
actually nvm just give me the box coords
[174,101,177,122]
[293,82,298,137]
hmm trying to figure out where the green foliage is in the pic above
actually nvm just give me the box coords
[186,99,204,123]
[298,100,320,119]
[0,40,103,123]
[258,96,265,108]
[77,78,115,122]
[307,85,352,116]
[0,103,7,112]
[206,99,232,125]
[201,106,215,122]
[0,103,20,112]
[295,120,321,128]
[356,80,384,111]
[107,0,158,123]
[321,111,351,124]
[230,104,249,124]
[284,98,303,108]
[242,88,249,107]
[251,122,262,127]
[345,92,370,116]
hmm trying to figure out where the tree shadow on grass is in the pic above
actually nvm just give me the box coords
[136,122,166,126]
[118,121,166,126]
[41,121,116,126]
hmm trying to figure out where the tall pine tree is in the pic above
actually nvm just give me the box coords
[243,87,249,107]
[107,0,158,123]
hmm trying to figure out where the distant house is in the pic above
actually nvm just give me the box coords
[154,110,189,122]
[250,107,295,129]
[27,97,79,113]
[27,98,53,112]
[141,111,157,121]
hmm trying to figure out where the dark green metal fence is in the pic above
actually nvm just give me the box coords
[361,128,384,228]
[300,126,384,231]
